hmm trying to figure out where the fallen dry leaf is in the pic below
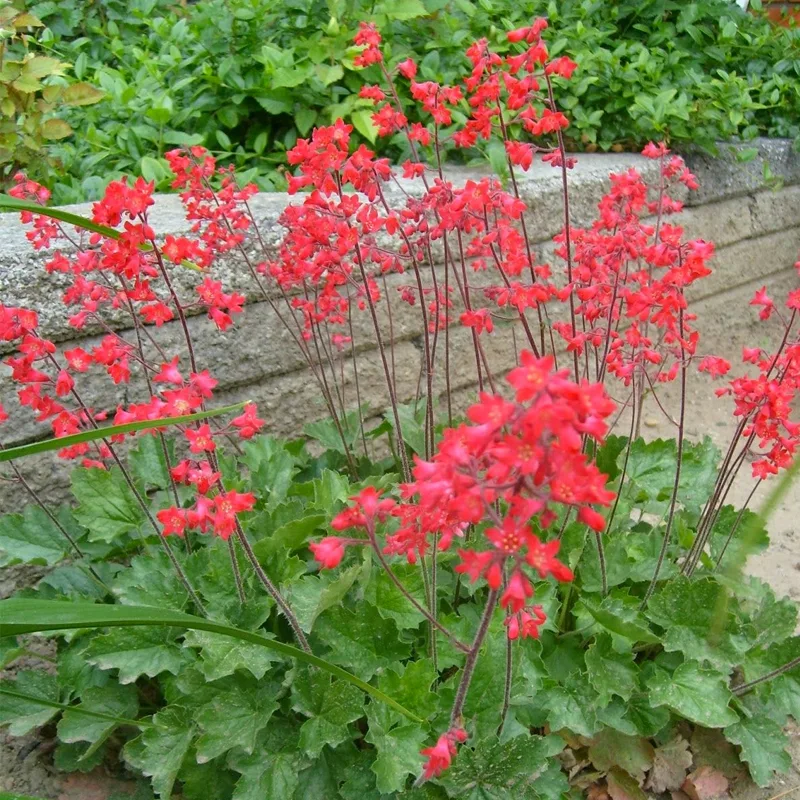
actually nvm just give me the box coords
[573,769,606,790]
[588,782,611,800]
[690,727,743,779]
[646,735,693,793]
[670,791,692,800]
[607,767,649,800]
[682,765,731,800]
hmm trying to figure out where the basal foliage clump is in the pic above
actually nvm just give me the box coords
[1,16,799,800]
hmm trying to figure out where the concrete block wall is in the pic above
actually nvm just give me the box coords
[1,139,798,507]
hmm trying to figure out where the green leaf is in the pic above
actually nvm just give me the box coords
[70,467,144,542]
[364,562,427,630]
[315,64,343,87]
[597,435,627,482]
[387,402,427,456]
[227,720,305,800]
[0,504,77,566]
[287,564,360,633]
[581,593,659,645]
[62,82,105,106]
[623,437,676,505]
[645,577,746,669]
[376,660,437,723]
[295,108,317,136]
[724,714,792,787]
[41,118,73,140]
[303,408,361,455]
[742,636,800,725]
[241,437,296,508]
[0,599,421,721]
[129,435,174,491]
[291,669,365,757]
[597,694,670,739]
[184,629,280,680]
[84,627,186,684]
[676,437,719,518]
[382,0,429,20]
[253,513,326,558]
[180,760,236,800]
[315,604,411,680]
[587,730,654,782]
[310,469,351,510]
[736,578,797,648]
[648,661,738,728]
[196,680,280,762]
[124,706,195,799]
[366,713,427,794]
[439,735,565,799]
[710,505,769,570]
[0,671,59,734]
[351,109,378,144]
[0,404,246,462]
[37,563,111,601]
[112,552,188,610]
[539,674,601,737]
[58,685,139,760]
[585,633,638,704]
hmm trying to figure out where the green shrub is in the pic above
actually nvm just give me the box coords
[26,0,800,204]
[0,0,102,186]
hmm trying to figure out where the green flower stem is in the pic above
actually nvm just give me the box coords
[642,301,687,609]
[366,526,469,654]
[732,654,800,696]
[450,588,499,728]
[228,536,246,605]
[233,523,311,653]
[3,455,111,594]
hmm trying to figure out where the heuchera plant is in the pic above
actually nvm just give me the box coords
[1,18,799,800]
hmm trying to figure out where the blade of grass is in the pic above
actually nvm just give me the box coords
[0,403,246,462]
[0,194,200,271]
[0,599,424,723]
[0,687,153,729]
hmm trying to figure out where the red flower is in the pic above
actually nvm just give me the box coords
[507,352,554,402]
[153,357,183,385]
[310,537,347,569]
[397,58,417,79]
[232,403,265,439]
[750,286,774,320]
[505,605,547,639]
[420,728,467,781]
[157,506,188,537]
[211,491,256,539]
[185,424,215,453]
[500,570,533,613]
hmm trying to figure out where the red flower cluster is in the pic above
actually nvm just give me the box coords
[420,727,468,780]
[5,158,265,540]
[311,352,615,639]
[715,287,800,479]
[156,489,255,540]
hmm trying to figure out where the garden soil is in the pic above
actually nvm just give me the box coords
[1,381,799,798]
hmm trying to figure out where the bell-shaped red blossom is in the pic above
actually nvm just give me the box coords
[157,506,188,537]
[420,728,467,781]
[505,605,547,640]
[500,570,534,613]
[310,537,347,569]
[232,403,265,439]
